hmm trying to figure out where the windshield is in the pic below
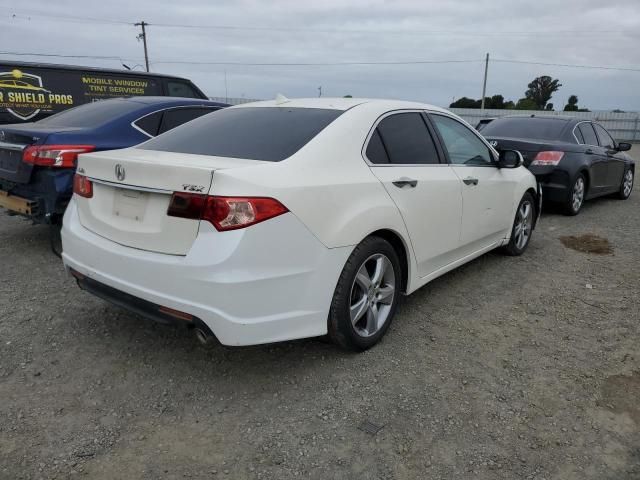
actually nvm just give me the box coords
[139,107,343,161]
[36,99,143,128]
[481,117,567,141]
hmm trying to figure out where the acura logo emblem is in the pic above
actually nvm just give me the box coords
[115,164,126,181]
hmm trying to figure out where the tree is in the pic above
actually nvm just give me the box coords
[343,95,352,98]
[525,76,562,109]
[545,103,554,111]
[564,95,579,112]
[489,94,506,109]
[515,98,538,110]
[449,97,482,108]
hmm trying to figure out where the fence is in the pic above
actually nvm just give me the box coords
[209,96,640,142]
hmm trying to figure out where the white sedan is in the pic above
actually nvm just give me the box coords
[62,97,540,351]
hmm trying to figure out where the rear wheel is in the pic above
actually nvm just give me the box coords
[616,168,634,199]
[502,192,535,256]
[328,237,401,351]
[563,173,586,216]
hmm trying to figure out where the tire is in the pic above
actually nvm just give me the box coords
[328,236,401,351]
[616,168,634,200]
[502,192,535,256]
[563,173,586,216]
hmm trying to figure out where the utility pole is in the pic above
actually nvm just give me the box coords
[480,52,489,112]
[135,21,150,72]
[318,86,322,97]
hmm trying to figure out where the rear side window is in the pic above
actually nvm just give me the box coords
[481,117,566,141]
[167,81,200,99]
[365,130,389,164]
[134,111,163,136]
[36,99,144,127]
[139,107,343,161]
[158,107,217,134]
[593,124,615,149]
[578,123,599,146]
[573,126,585,144]
[370,112,440,164]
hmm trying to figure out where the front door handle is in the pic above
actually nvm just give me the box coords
[392,178,418,188]
[463,177,479,186]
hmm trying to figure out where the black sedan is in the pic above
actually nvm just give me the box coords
[480,116,635,215]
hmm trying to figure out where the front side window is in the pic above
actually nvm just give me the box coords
[578,123,599,146]
[593,124,615,149]
[158,107,218,134]
[431,114,493,165]
[368,112,440,165]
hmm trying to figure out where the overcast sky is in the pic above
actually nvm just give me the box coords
[2,0,640,110]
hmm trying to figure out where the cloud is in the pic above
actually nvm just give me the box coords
[2,0,639,109]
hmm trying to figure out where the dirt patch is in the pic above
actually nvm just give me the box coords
[599,371,640,424]
[559,233,613,254]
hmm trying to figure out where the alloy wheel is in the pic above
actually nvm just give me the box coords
[623,170,634,197]
[572,177,585,212]
[513,200,533,250]
[349,253,396,337]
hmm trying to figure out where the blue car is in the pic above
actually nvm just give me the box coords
[0,96,229,225]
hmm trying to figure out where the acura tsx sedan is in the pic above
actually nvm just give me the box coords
[61,98,540,351]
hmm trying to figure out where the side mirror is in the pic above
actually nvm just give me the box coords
[497,150,524,168]
[617,142,632,152]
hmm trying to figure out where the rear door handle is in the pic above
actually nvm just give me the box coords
[585,149,594,155]
[392,178,418,188]
[463,177,479,186]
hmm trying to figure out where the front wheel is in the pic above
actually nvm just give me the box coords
[502,192,535,256]
[328,237,401,351]
[616,168,634,199]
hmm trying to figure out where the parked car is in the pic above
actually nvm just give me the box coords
[0,61,208,124]
[480,116,635,215]
[0,96,228,225]
[61,98,540,351]
[475,118,496,131]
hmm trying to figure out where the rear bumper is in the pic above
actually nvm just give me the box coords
[61,200,352,346]
[534,169,571,203]
[0,168,74,222]
[0,190,37,215]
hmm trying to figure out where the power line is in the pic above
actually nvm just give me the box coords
[5,11,637,37]
[493,58,640,73]
[2,51,640,73]
[151,59,481,66]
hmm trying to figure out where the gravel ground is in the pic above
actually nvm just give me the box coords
[1,191,639,480]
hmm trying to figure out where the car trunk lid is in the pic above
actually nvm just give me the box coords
[75,148,265,255]
[483,136,566,166]
[0,124,82,184]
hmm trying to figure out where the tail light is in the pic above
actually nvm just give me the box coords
[167,193,288,231]
[531,151,564,166]
[23,145,96,168]
[73,174,93,198]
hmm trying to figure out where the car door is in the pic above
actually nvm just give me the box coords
[429,113,517,252]
[593,123,625,190]
[365,111,463,278]
[576,122,608,193]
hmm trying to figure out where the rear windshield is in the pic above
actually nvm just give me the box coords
[481,117,566,141]
[138,107,343,161]
[36,99,143,128]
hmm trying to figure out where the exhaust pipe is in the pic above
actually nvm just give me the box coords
[194,327,216,346]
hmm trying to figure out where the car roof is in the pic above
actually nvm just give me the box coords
[120,96,229,107]
[498,115,580,124]
[231,97,451,114]
[1,60,193,81]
